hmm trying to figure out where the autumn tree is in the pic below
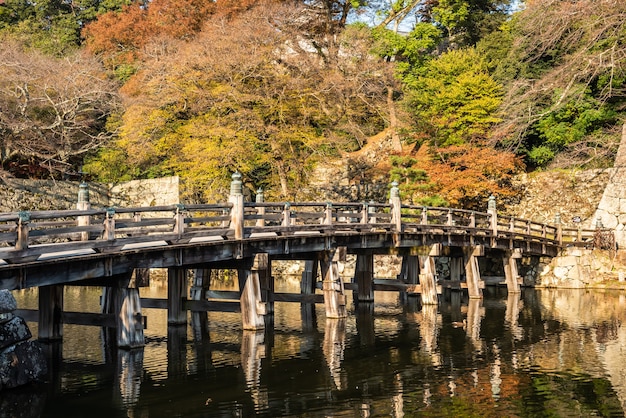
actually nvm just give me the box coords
[391,143,522,209]
[84,3,394,201]
[0,40,121,178]
[0,0,132,55]
[493,0,626,169]
[81,0,217,78]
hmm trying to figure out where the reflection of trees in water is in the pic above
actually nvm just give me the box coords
[10,283,626,416]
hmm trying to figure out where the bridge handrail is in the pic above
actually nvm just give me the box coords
[0,190,606,265]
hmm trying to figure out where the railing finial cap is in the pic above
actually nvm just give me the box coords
[230,171,243,196]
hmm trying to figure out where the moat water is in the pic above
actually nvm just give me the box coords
[7,277,626,417]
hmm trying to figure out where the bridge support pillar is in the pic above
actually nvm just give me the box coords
[240,254,267,331]
[38,284,64,342]
[168,268,188,325]
[190,268,211,340]
[301,259,318,331]
[101,272,145,348]
[115,287,144,349]
[503,249,522,294]
[398,255,419,285]
[321,248,347,319]
[464,246,484,299]
[419,244,441,305]
[450,257,463,282]
[354,253,374,303]
[259,258,274,314]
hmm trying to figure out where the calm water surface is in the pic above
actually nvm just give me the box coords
[7,277,626,417]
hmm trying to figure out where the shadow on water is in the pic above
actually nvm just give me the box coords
[7,282,626,417]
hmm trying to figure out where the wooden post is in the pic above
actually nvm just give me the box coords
[398,255,419,285]
[38,284,64,342]
[190,268,211,341]
[229,171,244,240]
[419,244,440,305]
[464,246,484,299]
[173,204,185,236]
[168,267,188,325]
[240,254,267,331]
[76,182,91,241]
[16,211,30,250]
[282,203,291,227]
[324,202,333,225]
[301,259,318,332]
[503,249,522,294]
[487,195,498,238]
[103,208,116,240]
[389,181,402,232]
[361,202,369,225]
[321,248,347,319]
[554,213,563,245]
[260,259,274,315]
[115,284,145,349]
[354,252,374,303]
[450,256,463,282]
[255,188,265,227]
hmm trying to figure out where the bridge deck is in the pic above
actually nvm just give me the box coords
[0,200,599,289]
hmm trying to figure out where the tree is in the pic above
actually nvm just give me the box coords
[493,0,626,168]
[81,0,216,77]
[84,3,394,201]
[403,47,504,147]
[0,40,121,178]
[0,0,132,55]
[391,143,522,209]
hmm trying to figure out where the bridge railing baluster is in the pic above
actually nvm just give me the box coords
[16,211,30,250]
[361,202,369,225]
[174,204,185,236]
[104,208,116,241]
[324,203,333,225]
[282,203,291,227]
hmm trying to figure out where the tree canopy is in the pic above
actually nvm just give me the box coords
[1,0,625,209]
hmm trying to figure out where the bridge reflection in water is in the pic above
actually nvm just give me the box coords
[9,278,626,417]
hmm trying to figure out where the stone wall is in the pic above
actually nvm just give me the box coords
[109,176,179,207]
[0,176,180,212]
[537,247,625,288]
[593,124,626,249]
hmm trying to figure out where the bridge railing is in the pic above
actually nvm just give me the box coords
[0,177,610,265]
[560,226,598,246]
[496,215,558,241]
[242,202,393,234]
[398,206,492,233]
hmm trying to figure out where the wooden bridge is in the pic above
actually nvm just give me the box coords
[0,174,600,348]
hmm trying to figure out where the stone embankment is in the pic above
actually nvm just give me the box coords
[0,290,46,390]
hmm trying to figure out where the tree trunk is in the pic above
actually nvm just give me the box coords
[387,87,402,152]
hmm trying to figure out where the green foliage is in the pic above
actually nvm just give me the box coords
[0,0,131,55]
[525,90,618,167]
[82,148,134,182]
[431,0,513,46]
[526,145,555,168]
[371,23,441,68]
[403,47,503,147]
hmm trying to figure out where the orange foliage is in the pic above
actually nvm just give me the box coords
[82,3,151,66]
[82,0,287,70]
[411,143,523,210]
